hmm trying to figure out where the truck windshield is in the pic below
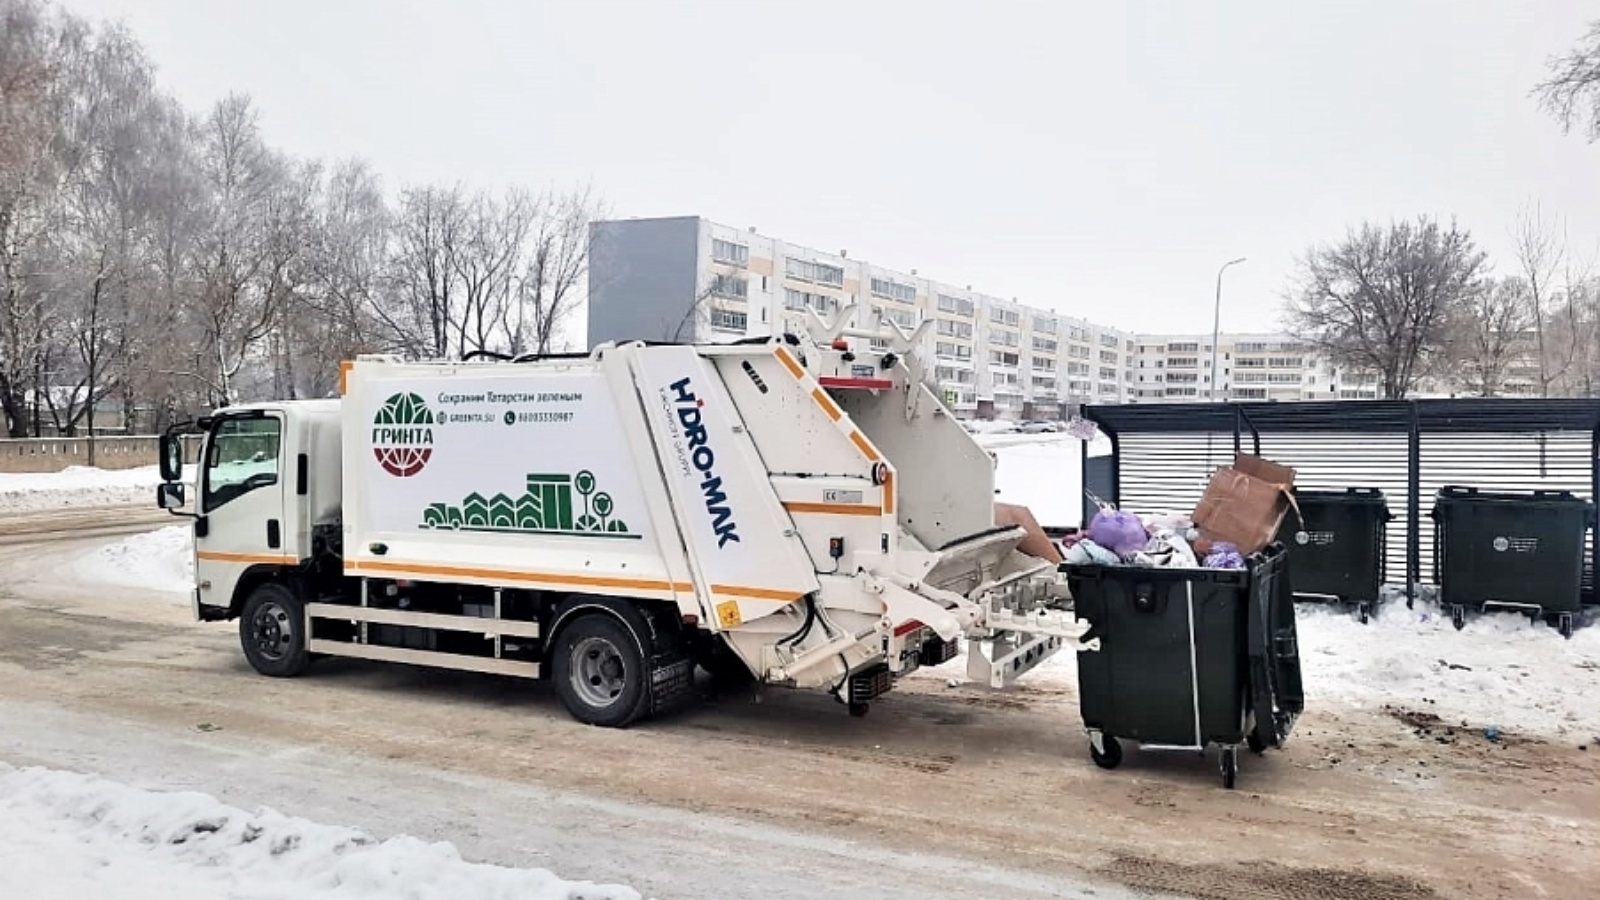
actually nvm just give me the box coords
[203,417,281,511]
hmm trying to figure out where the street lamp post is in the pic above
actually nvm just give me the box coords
[1210,257,1247,402]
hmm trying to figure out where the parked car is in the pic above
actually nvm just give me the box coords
[1019,420,1061,434]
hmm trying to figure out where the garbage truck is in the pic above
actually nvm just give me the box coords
[155,309,1087,726]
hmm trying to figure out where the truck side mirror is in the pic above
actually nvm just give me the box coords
[159,434,184,482]
[156,482,185,510]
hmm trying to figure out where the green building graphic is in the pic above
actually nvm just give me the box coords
[421,470,639,539]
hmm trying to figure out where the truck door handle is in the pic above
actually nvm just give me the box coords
[267,519,281,549]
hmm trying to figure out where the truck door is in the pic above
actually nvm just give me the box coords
[193,411,294,616]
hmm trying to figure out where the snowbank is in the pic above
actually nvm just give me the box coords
[0,464,190,513]
[1294,593,1600,738]
[74,525,193,593]
[0,763,644,900]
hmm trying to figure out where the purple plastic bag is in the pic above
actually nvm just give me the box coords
[1088,509,1148,557]
[1203,541,1246,569]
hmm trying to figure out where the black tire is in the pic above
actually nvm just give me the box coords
[239,583,310,678]
[847,702,870,718]
[1246,730,1268,754]
[1221,747,1238,789]
[1451,606,1466,631]
[1559,614,1574,640]
[1090,735,1123,770]
[552,614,650,728]
[1357,603,1370,626]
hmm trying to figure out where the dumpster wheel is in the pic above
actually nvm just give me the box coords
[1450,605,1466,631]
[1557,613,1574,640]
[1246,730,1267,755]
[1220,746,1238,789]
[1089,733,1123,770]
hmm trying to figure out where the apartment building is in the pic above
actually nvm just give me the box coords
[1132,333,1381,402]
[588,216,1138,416]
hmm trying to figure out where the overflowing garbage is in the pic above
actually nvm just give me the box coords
[1062,506,1247,569]
[1057,453,1299,571]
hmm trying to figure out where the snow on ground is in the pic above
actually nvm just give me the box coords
[1292,592,1600,739]
[0,464,191,513]
[984,434,1110,530]
[0,762,644,900]
[73,525,193,593]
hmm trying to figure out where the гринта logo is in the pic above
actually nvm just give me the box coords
[373,392,435,477]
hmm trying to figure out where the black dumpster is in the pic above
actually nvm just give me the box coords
[1277,488,1393,624]
[1063,544,1304,788]
[1431,486,1593,638]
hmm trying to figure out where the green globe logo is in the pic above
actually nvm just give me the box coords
[372,392,435,477]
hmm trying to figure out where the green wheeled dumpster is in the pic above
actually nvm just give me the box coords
[1278,488,1393,624]
[1431,486,1594,638]
[1062,543,1304,789]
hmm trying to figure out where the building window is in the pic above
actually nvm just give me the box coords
[711,273,748,299]
[709,309,747,332]
[1164,386,1199,397]
[1099,333,1119,348]
[1236,341,1267,353]
[1234,387,1268,399]
[935,341,972,360]
[1167,357,1197,368]
[1167,341,1199,353]
[989,308,1020,327]
[1032,336,1057,354]
[1068,345,1091,359]
[785,288,837,313]
[1031,357,1055,372]
[1067,362,1090,376]
[991,329,1019,348]
[1236,357,1266,368]
[1033,376,1056,390]
[786,258,845,287]
[870,277,917,303]
[1100,350,1119,364]
[1033,315,1058,334]
[1268,357,1304,368]
[1068,326,1089,342]
[936,294,975,316]
[1099,366,1117,380]
[936,319,974,339]
[1166,372,1199,384]
[712,239,749,267]
[1268,373,1301,384]
[873,304,919,329]
[989,350,1020,367]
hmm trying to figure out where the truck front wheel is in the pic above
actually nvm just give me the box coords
[239,583,310,678]
[552,614,649,727]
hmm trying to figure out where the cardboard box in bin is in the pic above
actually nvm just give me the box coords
[1193,454,1297,555]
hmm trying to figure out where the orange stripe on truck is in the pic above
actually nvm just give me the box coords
[338,360,354,395]
[848,430,881,461]
[711,584,805,601]
[881,469,896,516]
[810,387,843,421]
[196,550,299,565]
[774,347,805,379]
[783,501,882,517]
[345,558,691,594]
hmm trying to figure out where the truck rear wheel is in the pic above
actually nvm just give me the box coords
[239,583,310,678]
[552,614,650,727]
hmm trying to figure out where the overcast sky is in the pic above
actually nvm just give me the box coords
[64,0,1600,335]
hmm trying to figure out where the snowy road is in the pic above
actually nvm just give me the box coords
[2,504,1599,899]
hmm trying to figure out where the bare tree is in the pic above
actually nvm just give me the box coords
[384,184,465,358]
[511,185,605,355]
[184,93,286,405]
[452,188,533,356]
[1286,217,1488,399]
[1446,277,1534,397]
[1534,19,1600,142]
